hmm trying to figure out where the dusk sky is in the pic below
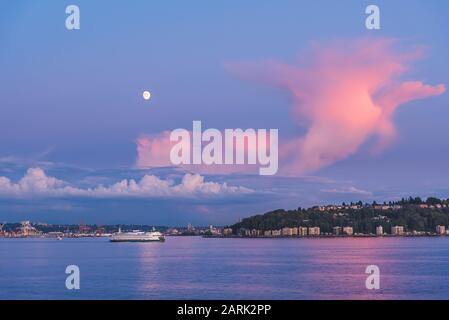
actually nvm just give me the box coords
[0,1,448,225]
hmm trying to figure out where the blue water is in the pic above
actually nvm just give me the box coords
[1,236,449,299]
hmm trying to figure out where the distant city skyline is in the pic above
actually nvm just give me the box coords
[1,1,448,225]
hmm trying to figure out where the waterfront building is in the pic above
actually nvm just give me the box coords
[167,228,180,235]
[298,227,308,236]
[376,226,383,236]
[271,229,281,237]
[47,231,64,238]
[264,230,272,237]
[291,227,298,236]
[436,225,446,235]
[391,226,404,236]
[343,227,353,236]
[308,227,320,236]
[19,221,39,237]
[282,227,293,236]
[79,224,91,234]
[208,225,221,236]
[223,228,233,236]
[333,226,342,235]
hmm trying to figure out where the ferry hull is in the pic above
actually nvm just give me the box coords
[110,237,165,242]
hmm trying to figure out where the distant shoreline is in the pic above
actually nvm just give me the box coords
[203,234,446,239]
[2,233,444,239]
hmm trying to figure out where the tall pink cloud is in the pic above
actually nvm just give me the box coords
[137,38,445,176]
[227,38,445,175]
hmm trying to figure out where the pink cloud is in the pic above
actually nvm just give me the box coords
[228,38,445,175]
[136,38,445,176]
[136,131,174,168]
[136,131,263,175]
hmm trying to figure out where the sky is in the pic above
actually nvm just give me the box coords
[0,1,448,226]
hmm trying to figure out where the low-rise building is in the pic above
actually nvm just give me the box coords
[298,227,308,236]
[376,225,383,236]
[282,227,293,236]
[167,228,180,235]
[291,227,298,236]
[436,225,446,235]
[333,226,342,235]
[391,226,404,236]
[308,227,320,236]
[223,228,233,236]
[343,226,353,236]
[271,229,281,237]
[208,225,221,236]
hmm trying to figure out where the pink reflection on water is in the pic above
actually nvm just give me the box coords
[131,237,449,299]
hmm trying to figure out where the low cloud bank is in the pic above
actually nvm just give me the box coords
[0,168,253,199]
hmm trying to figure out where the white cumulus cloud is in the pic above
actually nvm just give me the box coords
[0,168,253,199]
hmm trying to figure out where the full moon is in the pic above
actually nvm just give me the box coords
[142,90,151,100]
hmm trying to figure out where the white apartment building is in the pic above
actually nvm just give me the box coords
[376,225,383,236]
[391,226,404,236]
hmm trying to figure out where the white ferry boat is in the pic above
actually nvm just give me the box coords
[110,228,165,242]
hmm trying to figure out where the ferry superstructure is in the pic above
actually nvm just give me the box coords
[110,228,165,242]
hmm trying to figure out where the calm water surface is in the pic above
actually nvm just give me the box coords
[1,236,449,299]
